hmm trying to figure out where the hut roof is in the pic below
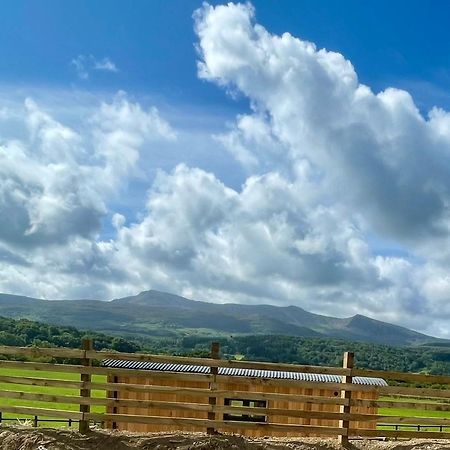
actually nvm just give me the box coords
[101,359,387,386]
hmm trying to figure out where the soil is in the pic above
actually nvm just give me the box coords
[0,427,449,450]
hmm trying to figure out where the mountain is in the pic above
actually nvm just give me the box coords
[0,290,444,346]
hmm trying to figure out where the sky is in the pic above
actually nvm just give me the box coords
[1,1,450,337]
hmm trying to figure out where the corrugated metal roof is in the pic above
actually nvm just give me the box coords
[101,359,387,386]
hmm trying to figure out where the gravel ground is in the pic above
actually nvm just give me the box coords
[0,427,449,450]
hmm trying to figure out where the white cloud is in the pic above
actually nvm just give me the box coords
[0,92,174,250]
[3,3,450,338]
[93,57,118,73]
[71,55,119,80]
[194,3,450,245]
[111,165,383,314]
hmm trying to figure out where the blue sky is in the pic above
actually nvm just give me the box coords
[1,1,450,110]
[1,1,450,337]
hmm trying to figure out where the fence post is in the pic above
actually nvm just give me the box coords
[207,342,220,435]
[79,338,93,434]
[110,375,119,430]
[33,415,38,428]
[338,351,354,446]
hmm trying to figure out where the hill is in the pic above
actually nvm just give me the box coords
[0,315,140,353]
[0,290,444,347]
[2,314,450,374]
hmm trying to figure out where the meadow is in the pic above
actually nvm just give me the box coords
[1,366,450,432]
[378,396,450,432]
[0,367,106,427]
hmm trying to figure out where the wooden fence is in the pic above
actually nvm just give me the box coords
[1,341,450,442]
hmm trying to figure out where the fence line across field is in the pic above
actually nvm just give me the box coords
[5,344,450,384]
[0,341,450,440]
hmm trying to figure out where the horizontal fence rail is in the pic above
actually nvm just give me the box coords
[3,343,450,384]
[0,342,450,440]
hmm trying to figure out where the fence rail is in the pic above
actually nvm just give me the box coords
[3,343,450,383]
[0,342,450,440]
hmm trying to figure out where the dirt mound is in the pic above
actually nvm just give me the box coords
[0,427,449,450]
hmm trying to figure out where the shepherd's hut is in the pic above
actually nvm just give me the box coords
[102,358,386,437]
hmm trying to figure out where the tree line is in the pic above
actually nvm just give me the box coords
[1,315,450,374]
[0,316,140,353]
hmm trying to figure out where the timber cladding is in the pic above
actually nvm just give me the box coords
[103,358,385,437]
[4,344,450,440]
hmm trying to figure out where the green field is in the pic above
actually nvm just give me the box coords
[1,368,450,433]
[0,368,106,428]
[378,396,450,432]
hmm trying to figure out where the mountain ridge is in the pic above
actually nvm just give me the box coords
[0,289,444,346]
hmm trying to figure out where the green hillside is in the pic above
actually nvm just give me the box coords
[0,290,445,347]
[1,315,450,375]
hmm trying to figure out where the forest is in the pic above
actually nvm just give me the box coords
[1,315,450,374]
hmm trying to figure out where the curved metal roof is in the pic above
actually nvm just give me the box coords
[101,359,387,386]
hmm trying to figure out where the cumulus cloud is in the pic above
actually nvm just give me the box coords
[106,165,358,310]
[3,2,450,337]
[195,3,450,243]
[0,93,174,251]
[71,55,119,79]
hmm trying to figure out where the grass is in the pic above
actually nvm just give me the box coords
[0,367,106,428]
[378,396,450,432]
[1,366,450,433]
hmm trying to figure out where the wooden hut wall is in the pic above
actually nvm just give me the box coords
[107,374,210,433]
[107,374,379,436]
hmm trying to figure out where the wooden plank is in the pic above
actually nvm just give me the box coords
[351,398,450,412]
[212,375,373,391]
[86,412,347,435]
[96,368,212,382]
[81,396,374,422]
[212,406,376,423]
[0,346,84,359]
[0,360,212,381]
[0,390,359,420]
[6,351,450,398]
[6,344,450,384]
[0,405,82,420]
[0,390,209,410]
[85,381,349,405]
[96,367,212,382]
[85,349,351,376]
[374,415,450,426]
[110,374,118,430]
[0,360,374,390]
[5,395,450,433]
[0,345,349,377]
[338,352,354,445]
[207,342,219,434]
[0,375,83,389]
[0,389,92,405]
[2,359,445,397]
[0,391,362,423]
[378,385,450,398]
[79,338,93,434]
[349,428,450,439]
[210,391,348,406]
[103,398,211,410]
[0,360,87,374]
[353,368,450,385]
